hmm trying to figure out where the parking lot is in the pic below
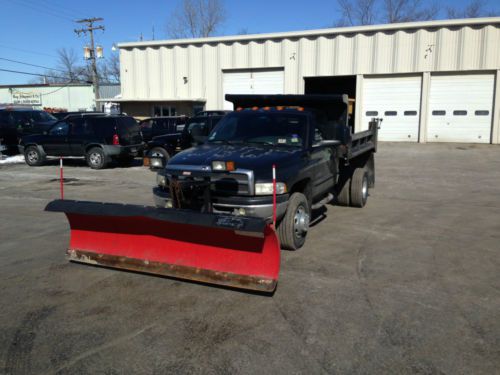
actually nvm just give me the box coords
[1,142,499,374]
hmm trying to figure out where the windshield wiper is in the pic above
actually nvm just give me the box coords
[208,139,242,145]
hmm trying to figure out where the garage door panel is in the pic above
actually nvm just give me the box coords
[223,70,284,110]
[361,76,421,142]
[427,74,494,143]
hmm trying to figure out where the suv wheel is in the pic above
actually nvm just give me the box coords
[24,146,45,166]
[149,147,170,161]
[277,192,310,250]
[86,147,107,169]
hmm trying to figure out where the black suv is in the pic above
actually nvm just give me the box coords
[139,116,188,142]
[19,114,143,169]
[0,107,57,153]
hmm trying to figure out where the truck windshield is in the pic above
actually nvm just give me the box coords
[208,112,307,147]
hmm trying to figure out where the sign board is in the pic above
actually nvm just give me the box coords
[12,92,42,105]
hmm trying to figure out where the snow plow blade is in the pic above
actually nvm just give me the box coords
[45,200,280,293]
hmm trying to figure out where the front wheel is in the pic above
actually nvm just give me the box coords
[24,146,45,166]
[277,192,310,250]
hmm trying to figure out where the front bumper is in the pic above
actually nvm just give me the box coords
[153,187,289,221]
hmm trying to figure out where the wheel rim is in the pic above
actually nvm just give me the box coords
[27,150,38,163]
[151,151,164,158]
[293,205,310,239]
[89,152,101,166]
[362,176,368,200]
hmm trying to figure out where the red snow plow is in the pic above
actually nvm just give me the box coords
[45,200,280,292]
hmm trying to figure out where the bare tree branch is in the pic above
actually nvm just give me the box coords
[167,0,226,39]
[446,0,497,19]
[337,0,377,26]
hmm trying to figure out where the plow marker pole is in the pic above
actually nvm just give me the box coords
[60,157,64,200]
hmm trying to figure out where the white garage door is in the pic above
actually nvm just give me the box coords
[361,76,422,141]
[223,70,284,110]
[427,74,494,143]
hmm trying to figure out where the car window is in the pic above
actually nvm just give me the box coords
[187,119,210,136]
[0,111,14,126]
[31,111,56,122]
[88,117,117,137]
[12,112,32,126]
[70,119,92,135]
[49,122,69,136]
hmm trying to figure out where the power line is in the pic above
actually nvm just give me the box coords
[0,43,58,58]
[0,68,91,84]
[21,0,81,20]
[7,0,75,23]
[0,57,68,75]
[36,0,85,19]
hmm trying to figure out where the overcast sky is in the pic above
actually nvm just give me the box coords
[1,0,498,85]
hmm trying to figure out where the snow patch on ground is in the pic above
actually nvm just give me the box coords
[0,155,25,165]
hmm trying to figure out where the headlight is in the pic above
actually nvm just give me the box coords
[211,160,235,171]
[156,173,166,187]
[255,182,287,195]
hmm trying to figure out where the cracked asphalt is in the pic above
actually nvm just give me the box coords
[0,143,499,374]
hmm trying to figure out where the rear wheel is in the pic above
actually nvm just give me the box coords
[336,177,350,206]
[149,147,170,161]
[24,146,45,166]
[278,192,310,250]
[350,168,369,207]
[86,147,107,169]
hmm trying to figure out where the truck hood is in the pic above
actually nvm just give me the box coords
[168,143,303,177]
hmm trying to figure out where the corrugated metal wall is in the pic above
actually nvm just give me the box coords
[119,23,500,109]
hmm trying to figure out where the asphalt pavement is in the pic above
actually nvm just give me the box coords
[0,143,499,374]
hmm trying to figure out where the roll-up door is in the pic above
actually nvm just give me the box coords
[223,70,284,110]
[361,76,422,141]
[427,74,494,143]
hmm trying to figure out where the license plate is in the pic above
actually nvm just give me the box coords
[130,148,137,153]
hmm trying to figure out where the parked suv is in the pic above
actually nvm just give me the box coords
[19,114,143,169]
[139,116,188,142]
[0,107,57,153]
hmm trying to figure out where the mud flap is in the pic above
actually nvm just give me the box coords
[45,200,280,292]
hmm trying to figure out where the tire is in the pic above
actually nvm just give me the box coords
[86,147,107,169]
[350,168,369,208]
[24,146,45,166]
[277,192,310,250]
[336,177,350,206]
[149,147,170,161]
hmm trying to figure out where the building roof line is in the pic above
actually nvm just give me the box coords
[118,17,500,49]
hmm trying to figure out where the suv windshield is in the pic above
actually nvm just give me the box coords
[208,111,307,147]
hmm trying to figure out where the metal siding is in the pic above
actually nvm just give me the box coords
[118,23,500,110]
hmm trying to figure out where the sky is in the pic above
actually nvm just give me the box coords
[0,0,498,85]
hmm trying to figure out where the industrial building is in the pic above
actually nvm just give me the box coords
[0,83,120,112]
[116,17,500,143]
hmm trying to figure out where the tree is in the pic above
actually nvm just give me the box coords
[383,0,438,23]
[337,0,377,26]
[101,54,120,83]
[167,0,226,38]
[446,0,498,19]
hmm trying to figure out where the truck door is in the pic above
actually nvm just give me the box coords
[309,123,335,197]
[69,118,92,155]
[44,122,72,155]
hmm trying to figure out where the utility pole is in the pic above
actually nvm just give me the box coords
[75,18,104,110]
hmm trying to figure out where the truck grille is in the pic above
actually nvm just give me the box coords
[168,172,250,195]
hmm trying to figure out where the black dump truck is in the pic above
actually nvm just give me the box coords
[154,94,379,250]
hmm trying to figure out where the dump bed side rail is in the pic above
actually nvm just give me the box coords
[348,118,381,159]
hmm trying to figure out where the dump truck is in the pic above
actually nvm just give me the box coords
[45,94,379,293]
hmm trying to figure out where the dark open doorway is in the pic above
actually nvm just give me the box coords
[304,75,357,129]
